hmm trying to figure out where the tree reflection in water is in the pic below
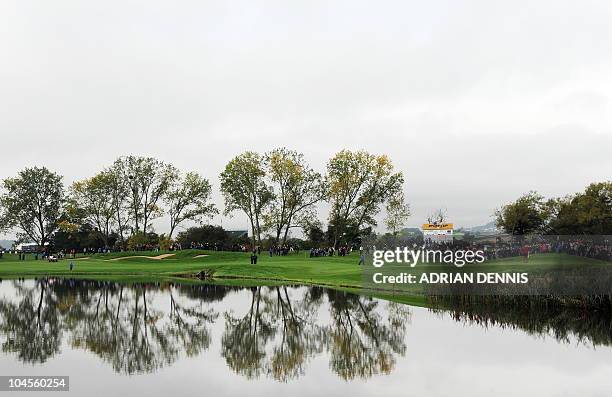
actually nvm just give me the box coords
[0,279,411,380]
[221,287,410,381]
[221,286,328,381]
[2,279,610,381]
[0,279,219,374]
[325,290,409,380]
[428,297,612,347]
[0,279,61,363]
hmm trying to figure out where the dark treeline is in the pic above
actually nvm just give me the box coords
[428,295,612,347]
[0,150,608,257]
[495,182,612,236]
[0,149,408,254]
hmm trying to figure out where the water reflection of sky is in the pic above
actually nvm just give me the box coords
[0,279,610,396]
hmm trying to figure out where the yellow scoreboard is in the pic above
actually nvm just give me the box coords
[422,223,454,242]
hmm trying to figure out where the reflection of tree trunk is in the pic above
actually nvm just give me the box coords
[276,288,287,326]
[169,292,186,327]
[277,287,298,328]
[143,289,148,339]
[105,288,109,315]
[115,286,124,329]
[254,288,261,337]
[95,292,103,319]
[36,282,45,329]
[276,288,282,316]
[132,290,140,340]
[170,292,175,316]
[357,300,379,346]
[280,307,287,356]
[283,287,297,322]
[335,302,370,351]
[248,289,255,328]
[344,308,354,334]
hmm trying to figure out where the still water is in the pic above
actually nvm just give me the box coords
[0,279,610,396]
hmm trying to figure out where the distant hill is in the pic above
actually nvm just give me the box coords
[400,227,423,237]
[464,221,500,235]
[0,240,15,250]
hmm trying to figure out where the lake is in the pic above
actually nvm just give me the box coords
[0,278,610,396]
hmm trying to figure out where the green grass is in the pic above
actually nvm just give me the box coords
[0,249,362,286]
[0,250,608,304]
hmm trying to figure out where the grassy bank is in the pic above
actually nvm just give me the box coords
[0,249,607,290]
[0,249,363,286]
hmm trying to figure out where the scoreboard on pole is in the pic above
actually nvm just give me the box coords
[422,223,454,243]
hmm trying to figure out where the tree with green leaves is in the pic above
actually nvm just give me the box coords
[304,221,326,248]
[68,170,117,247]
[545,181,611,235]
[175,225,229,248]
[384,193,410,235]
[105,163,131,248]
[326,150,404,247]
[165,171,217,239]
[220,152,273,247]
[0,167,64,247]
[495,191,548,236]
[264,148,326,245]
[114,156,178,235]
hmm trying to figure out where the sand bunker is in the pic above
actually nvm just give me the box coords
[108,253,176,261]
[193,254,209,259]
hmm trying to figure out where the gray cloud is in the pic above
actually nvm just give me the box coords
[1,0,611,237]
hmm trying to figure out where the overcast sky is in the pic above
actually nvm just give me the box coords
[1,0,611,239]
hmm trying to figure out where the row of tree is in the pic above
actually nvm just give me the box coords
[0,156,216,250]
[0,149,409,250]
[220,148,409,248]
[495,182,612,236]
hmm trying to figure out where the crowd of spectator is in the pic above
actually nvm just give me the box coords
[309,246,352,257]
[268,245,299,256]
[421,237,611,262]
[552,239,611,261]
